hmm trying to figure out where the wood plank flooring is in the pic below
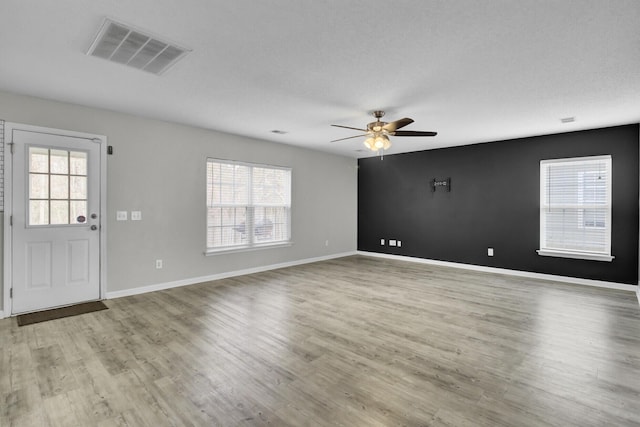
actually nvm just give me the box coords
[1,255,639,426]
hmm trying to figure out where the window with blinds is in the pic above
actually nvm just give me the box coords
[538,155,614,261]
[206,159,291,252]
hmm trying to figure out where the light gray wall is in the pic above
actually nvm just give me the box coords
[0,90,357,298]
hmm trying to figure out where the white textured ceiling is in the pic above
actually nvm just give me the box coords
[1,1,639,158]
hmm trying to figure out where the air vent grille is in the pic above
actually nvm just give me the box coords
[87,19,190,75]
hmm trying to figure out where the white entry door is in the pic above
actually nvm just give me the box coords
[9,126,103,314]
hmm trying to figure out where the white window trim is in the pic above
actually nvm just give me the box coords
[536,249,614,262]
[206,158,292,254]
[205,241,293,256]
[538,155,614,262]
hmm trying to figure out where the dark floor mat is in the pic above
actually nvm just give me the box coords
[17,301,108,326]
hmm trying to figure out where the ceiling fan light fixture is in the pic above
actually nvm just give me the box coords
[364,137,375,150]
[374,134,390,150]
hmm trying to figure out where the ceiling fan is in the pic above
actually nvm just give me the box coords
[331,110,437,154]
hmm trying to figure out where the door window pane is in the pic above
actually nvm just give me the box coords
[50,175,69,199]
[70,176,87,200]
[29,200,49,226]
[30,174,49,199]
[29,147,49,173]
[50,150,69,174]
[50,201,69,225]
[70,152,87,175]
[70,201,87,224]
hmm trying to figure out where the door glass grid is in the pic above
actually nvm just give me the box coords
[28,147,88,226]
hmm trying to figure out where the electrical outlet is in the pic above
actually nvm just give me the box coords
[389,239,397,247]
[380,239,385,246]
[397,240,402,247]
[116,211,127,221]
[488,248,494,256]
[155,259,163,269]
[131,211,142,221]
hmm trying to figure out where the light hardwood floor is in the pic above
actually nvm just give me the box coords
[1,255,639,426]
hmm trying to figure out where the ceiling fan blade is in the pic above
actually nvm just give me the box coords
[330,134,367,143]
[393,130,438,137]
[383,118,414,132]
[331,124,368,132]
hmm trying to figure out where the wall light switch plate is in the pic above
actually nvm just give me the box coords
[131,211,142,221]
[488,248,494,256]
[397,241,402,247]
[116,211,127,221]
[380,239,385,246]
[389,240,397,247]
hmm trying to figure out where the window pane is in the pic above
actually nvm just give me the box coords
[30,173,49,199]
[207,163,219,206]
[544,207,606,251]
[70,152,87,175]
[219,164,235,205]
[255,206,288,243]
[30,200,49,225]
[252,167,291,205]
[208,226,221,248]
[50,201,69,225]
[207,207,247,248]
[223,225,245,246]
[29,147,49,173]
[51,175,69,199]
[70,176,87,200]
[219,164,249,204]
[583,208,606,228]
[207,207,222,227]
[70,201,87,224]
[50,150,68,174]
[223,208,247,245]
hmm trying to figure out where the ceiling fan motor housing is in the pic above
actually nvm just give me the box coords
[367,122,387,133]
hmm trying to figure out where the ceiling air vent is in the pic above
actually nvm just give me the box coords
[87,18,191,75]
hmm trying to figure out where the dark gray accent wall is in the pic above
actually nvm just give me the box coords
[358,124,639,285]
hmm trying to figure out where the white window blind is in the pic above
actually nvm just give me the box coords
[206,159,291,252]
[538,155,613,261]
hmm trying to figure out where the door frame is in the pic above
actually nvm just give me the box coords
[3,122,108,316]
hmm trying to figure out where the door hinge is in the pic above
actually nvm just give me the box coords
[9,215,12,226]
[9,288,12,298]
[8,142,14,154]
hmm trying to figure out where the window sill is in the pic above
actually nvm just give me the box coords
[205,241,293,256]
[536,249,614,262]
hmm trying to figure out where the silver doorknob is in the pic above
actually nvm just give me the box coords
[91,225,98,230]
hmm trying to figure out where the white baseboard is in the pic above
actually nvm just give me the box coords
[0,310,4,319]
[106,251,358,299]
[637,282,640,304]
[359,251,638,293]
